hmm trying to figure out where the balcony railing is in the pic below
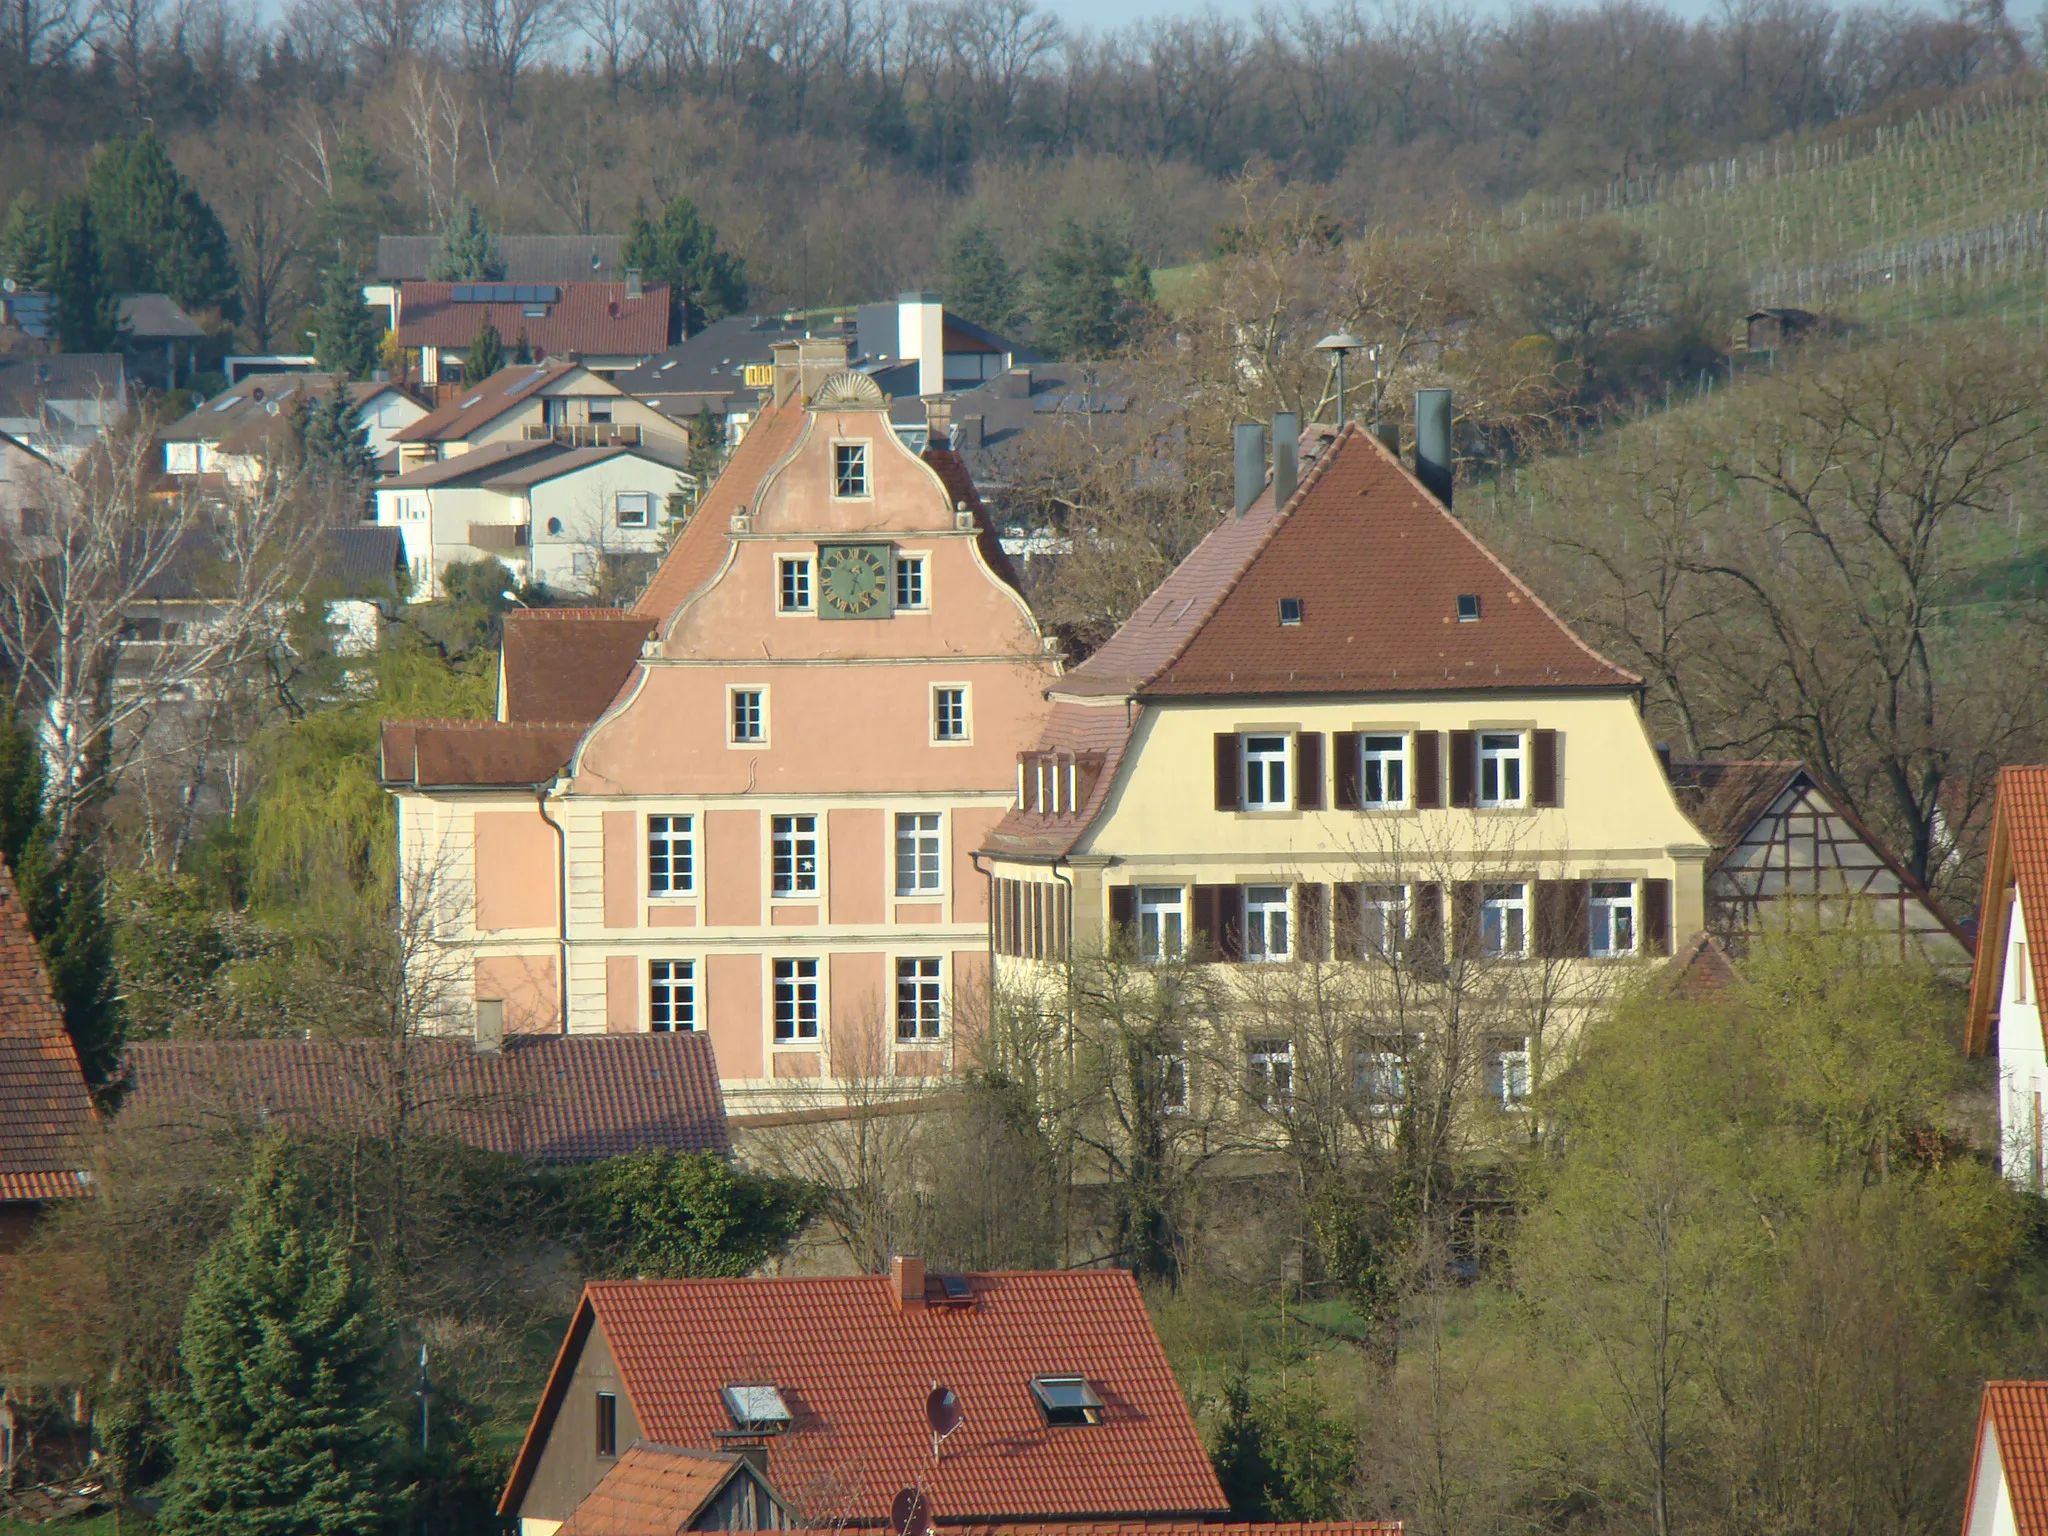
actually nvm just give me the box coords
[520,422,642,447]
[468,523,529,550]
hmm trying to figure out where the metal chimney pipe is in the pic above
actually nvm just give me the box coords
[1270,413,1298,508]
[1414,389,1453,508]
[1233,422,1266,515]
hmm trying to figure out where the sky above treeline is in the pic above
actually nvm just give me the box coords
[1035,0,1733,32]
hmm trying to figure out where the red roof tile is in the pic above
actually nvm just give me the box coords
[1970,1383,2048,1536]
[558,1445,785,1536]
[503,1270,1227,1525]
[397,283,670,360]
[395,363,582,445]
[502,608,657,724]
[381,718,590,787]
[1970,768,2048,1053]
[0,858,94,1204]
[1662,932,1739,997]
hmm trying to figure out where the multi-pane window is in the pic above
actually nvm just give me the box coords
[1138,886,1186,962]
[1243,885,1292,961]
[773,958,820,1040]
[778,557,813,612]
[731,689,765,743]
[895,555,926,609]
[1480,882,1529,958]
[1361,734,1407,807]
[895,956,943,1040]
[1589,880,1637,957]
[895,813,941,894]
[772,814,818,895]
[649,960,695,1031]
[1247,1036,1294,1106]
[647,814,693,895]
[1356,1038,1410,1111]
[1485,1035,1531,1107]
[1359,883,1409,960]
[1478,732,1525,806]
[614,491,652,527]
[833,442,869,497]
[933,687,968,742]
[1242,735,1289,809]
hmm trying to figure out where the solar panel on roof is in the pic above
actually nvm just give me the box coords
[450,284,472,302]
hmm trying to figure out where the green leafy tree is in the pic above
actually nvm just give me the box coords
[571,1151,810,1278]
[154,1139,400,1536]
[43,193,121,353]
[1030,221,1150,359]
[622,195,748,341]
[941,221,1023,334]
[310,265,383,380]
[1,190,48,285]
[426,198,504,282]
[298,382,376,487]
[308,135,403,277]
[461,318,503,385]
[84,131,242,322]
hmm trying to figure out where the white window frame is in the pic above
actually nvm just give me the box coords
[772,957,821,1041]
[1242,733,1290,810]
[649,959,696,1031]
[1589,880,1637,958]
[729,686,767,745]
[894,552,928,610]
[647,813,694,896]
[1243,885,1292,962]
[1355,1036,1410,1113]
[1480,882,1529,958]
[1478,731,1526,808]
[771,814,820,897]
[831,440,871,498]
[931,684,969,744]
[1247,1035,1294,1107]
[894,956,944,1041]
[778,556,813,613]
[166,441,200,475]
[614,490,652,527]
[1485,1035,1532,1108]
[1360,733,1408,809]
[1138,886,1186,962]
[1358,882,1409,961]
[894,812,942,895]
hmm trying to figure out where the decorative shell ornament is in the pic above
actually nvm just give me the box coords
[812,371,889,408]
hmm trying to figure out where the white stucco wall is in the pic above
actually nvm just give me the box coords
[2001,892,2045,1188]
[1966,1422,2019,1536]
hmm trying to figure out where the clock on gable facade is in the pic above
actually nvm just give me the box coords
[817,542,894,619]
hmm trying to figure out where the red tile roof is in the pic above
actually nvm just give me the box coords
[1970,768,2048,1054]
[502,609,658,725]
[381,718,590,787]
[1662,931,1739,997]
[120,1033,728,1162]
[1969,1383,2048,1536]
[502,1270,1228,1525]
[0,858,94,1204]
[397,282,670,360]
[960,1525,1401,1536]
[558,1445,786,1536]
[395,362,582,445]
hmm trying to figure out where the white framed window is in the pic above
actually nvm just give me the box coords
[773,958,820,1040]
[1152,1038,1189,1113]
[1589,880,1637,957]
[1247,1036,1294,1107]
[166,441,199,475]
[1242,734,1289,809]
[647,814,693,895]
[649,959,696,1031]
[730,687,766,744]
[615,491,652,527]
[1138,886,1185,962]
[1358,883,1408,961]
[1478,732,1525,807]
[1361,733,1407,808]
[1485,1035,1531,1107]
[1243,885,1292,962]
[1355,1037,1410,1111]
[772,815,818,896]
[832,442,870,497]
[895,554,926,609]
[895,812,941,894]
[778,557,813,612]
[932,686,968,743]
[895,956,943,1040]
[1480,882,1529,958]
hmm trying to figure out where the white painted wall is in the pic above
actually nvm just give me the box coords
[2002,892,2046,1188]
[527,458,682,595]
[1967,1422,2020,1536]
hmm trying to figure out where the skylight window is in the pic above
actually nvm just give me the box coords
[721,1384,792,1433]
[1030,1376,1104,1426]
[1279,597,1304,625]
[1457,594,1481,621]
[938,1273,971,1301]
[461,394,483,409]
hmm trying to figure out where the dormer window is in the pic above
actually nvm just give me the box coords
[1030,1376,1103,1426]
[721,1383,792,1433]
[1457,594,1481,621]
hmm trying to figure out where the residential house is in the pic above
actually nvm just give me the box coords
[118,293,208,389]
[374,439,690,597]
[1961,1380,2048,1536]
[498,1259,1228,1536]
[1967,767,2048,1188]
[1666,758,1971,972]
[0,354,129,462]
[392,362,686,472]
[0,429,50,538]
[379,340,1057,1109]
[395,281,670,384]
[979,416,1712,1109]
[366,234,631,325]
[611,315,821,431]
[854,292,1036,396]
[0,858,95,1253]
[553,1445,798,1536]
[159,374,428,484]
[325,523,407,654]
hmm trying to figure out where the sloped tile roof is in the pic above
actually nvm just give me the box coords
[381,719,590,787]
[502,608,659,725]
[397,283,669,360]
[379,438,564,487]
[160,371,336,445]
[0,858,94,1204]
[960,1524,1402,1536]
[1970,768,2048,1054]
[120,1033,727,1162]
[482,443,684,490]
[505,1270,1227,1525]
[982,702,1142,862]
[558,1445,779,1536]
[1664,760,1803,873]
[1662,931,1739,997]
[395,362,582,444]
[1971,1383,2048,1536]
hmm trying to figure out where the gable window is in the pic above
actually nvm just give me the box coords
[1481,882,1529,958]
[1247,1036,1294,1106]
[1138,886,1186,962]
[1359,883,1409,960]
[933,686,968,742]
[1031,1376,1105,1426]
[895,812,941,894]
[1243,886,1291,961]
[832,443,869,497]
[895,555,926,609]
[896,956,943,1040]
[1242,735,1289,810]
[731,688,765,743]
[595,1391,618,1457]
[649,959,696,1031]
[1589,881,1637,957]
[779,557,813,612]
[647,814,693,894]
[1485,1035,1531,1107]
[772,958,820,1040]
[1355,1037,1410,1111]
[1361,734,1407,808]
[1478,732,1525,807]
[772,815,818,896]
[615,491,652,527]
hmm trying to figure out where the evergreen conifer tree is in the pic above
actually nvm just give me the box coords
[622,195,747,341]
[300,383,376,487]
[940,222,1023,335]
[0,190,48,286]
[310,265,384,380]
[461,318,504,384]
[155,1139,398,1536]
[42,193,121,357]
[426,198,505,282]
[1030,221,1148,360]
[84,132,243,322]
[512,328,533,364]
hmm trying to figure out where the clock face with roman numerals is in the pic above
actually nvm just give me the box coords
[817,542,893,619]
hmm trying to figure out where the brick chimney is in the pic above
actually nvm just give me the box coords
[891,1255,926,1311]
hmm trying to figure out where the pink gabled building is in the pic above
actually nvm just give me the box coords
[381,340,1056,1107]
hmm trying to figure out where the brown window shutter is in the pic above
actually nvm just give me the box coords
[1409,882,1445,972]
[1449,729,1477,808]
[1413,731,1443,809]
[1334,732,1361,810]
[1333,882,1363,959]
[1294,732,1324,810]
[1214,732,1241,811]
[1296,883,1328,961]
[1451,881,1482,959]
[1535,880,1590,958]
[1532,729,1560,807]
[1642,878,1672,956]
[1110,885,1135,943]
[1192,884,1220,955]
[1218,885,1245,963]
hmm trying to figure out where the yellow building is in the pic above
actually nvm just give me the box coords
[980,422,1712,1106]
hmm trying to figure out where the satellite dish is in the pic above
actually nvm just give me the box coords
[890,1487,932,1536]
[251,386,265,402]
[926,1385,962,1439]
